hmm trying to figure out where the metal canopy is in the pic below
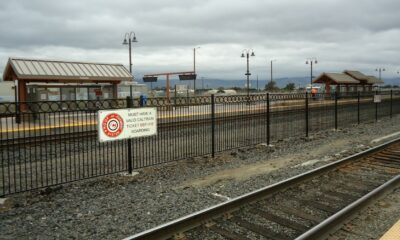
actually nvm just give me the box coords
[313,73,360,84]
[2,57,133,82]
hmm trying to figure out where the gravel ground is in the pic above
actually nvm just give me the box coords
[1,115,400,239]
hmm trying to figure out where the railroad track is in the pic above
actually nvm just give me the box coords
[124,139,400,240]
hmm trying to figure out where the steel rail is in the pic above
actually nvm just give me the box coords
[123,137,400,240]
[296,174,400,240]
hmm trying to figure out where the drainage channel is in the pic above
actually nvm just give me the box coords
[124,138,400,240]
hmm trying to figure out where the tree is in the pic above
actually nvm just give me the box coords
[265,81,278,91]
[284,83,296,91]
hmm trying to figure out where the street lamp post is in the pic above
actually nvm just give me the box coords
[241,49,255,100]
[306,58,318,86]
[122,31,138,98]
[375,68,385,81]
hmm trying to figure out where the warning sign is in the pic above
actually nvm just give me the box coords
[102,113,124,138]
[374,95,381,103]
[98,108,157,142]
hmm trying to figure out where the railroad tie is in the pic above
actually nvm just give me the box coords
[249,208,309,233]
[230,216,292,240]
[208,225,249,240]
[269,204,325,223]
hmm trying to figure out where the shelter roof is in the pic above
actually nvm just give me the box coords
[366,75,384,84]
[2,57,132,82]
[313,73,360,84]
[343,70,370,82]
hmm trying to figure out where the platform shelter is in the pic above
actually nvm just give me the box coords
[2,57,133,106]
[313,72,360,95]
[313,70,383,95]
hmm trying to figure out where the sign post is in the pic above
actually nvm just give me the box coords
[98,101,157,174]
[374,92,380,122]
[373,94,381,103]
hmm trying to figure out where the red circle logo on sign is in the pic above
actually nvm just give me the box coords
[102,113,124,138]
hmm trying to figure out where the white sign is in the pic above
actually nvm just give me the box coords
[98,108,157,142]
[374,95,381,103]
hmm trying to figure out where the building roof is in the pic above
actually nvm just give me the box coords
[344,70,369,80]
[344,70,384,84]
[366,75,384,84]
[3,57,132,82]
[313,73,360,84]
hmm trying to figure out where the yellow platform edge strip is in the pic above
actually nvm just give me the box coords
[0,99,368,134]
[380,219,400,240]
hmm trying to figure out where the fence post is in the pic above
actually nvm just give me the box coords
[211,94,215,158]
[174,85,177,107]
[126,96,133,174]
[305,92,309,137]
[335,91,338,130]
[267,93,270,146]
[390,89,393,118]
[375,90,378,122]
[357,91,360,124]
[14,86,21,124]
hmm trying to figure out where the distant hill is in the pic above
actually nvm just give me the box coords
[139,76,400,89]
[139,77,312,89]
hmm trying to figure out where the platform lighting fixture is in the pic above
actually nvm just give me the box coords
[375,68,385,81]
[122,31,138,97]
[306,58,318,86]
[241,49,255,101]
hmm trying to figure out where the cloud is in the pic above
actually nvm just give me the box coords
[1,0,400,81]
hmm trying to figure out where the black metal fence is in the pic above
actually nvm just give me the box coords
[1,91,399,196]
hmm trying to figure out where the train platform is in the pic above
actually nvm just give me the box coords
[380,219,400,240]
[0,102,272,134]
[0,98,363,134]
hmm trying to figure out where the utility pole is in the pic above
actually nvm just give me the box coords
[193,47,200,93]
[257,75,259,91]
[270,60,273,83]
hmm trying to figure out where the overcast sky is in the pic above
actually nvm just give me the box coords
[1,0,399,81]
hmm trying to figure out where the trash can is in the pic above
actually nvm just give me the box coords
[139,95,147,107]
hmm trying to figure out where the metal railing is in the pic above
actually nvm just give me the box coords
[1,90,399,196]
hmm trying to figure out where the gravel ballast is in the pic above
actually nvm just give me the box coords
[1,116,400,239]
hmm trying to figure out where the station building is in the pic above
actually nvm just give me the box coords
[2,57,146,103]
[313,70,383,95]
